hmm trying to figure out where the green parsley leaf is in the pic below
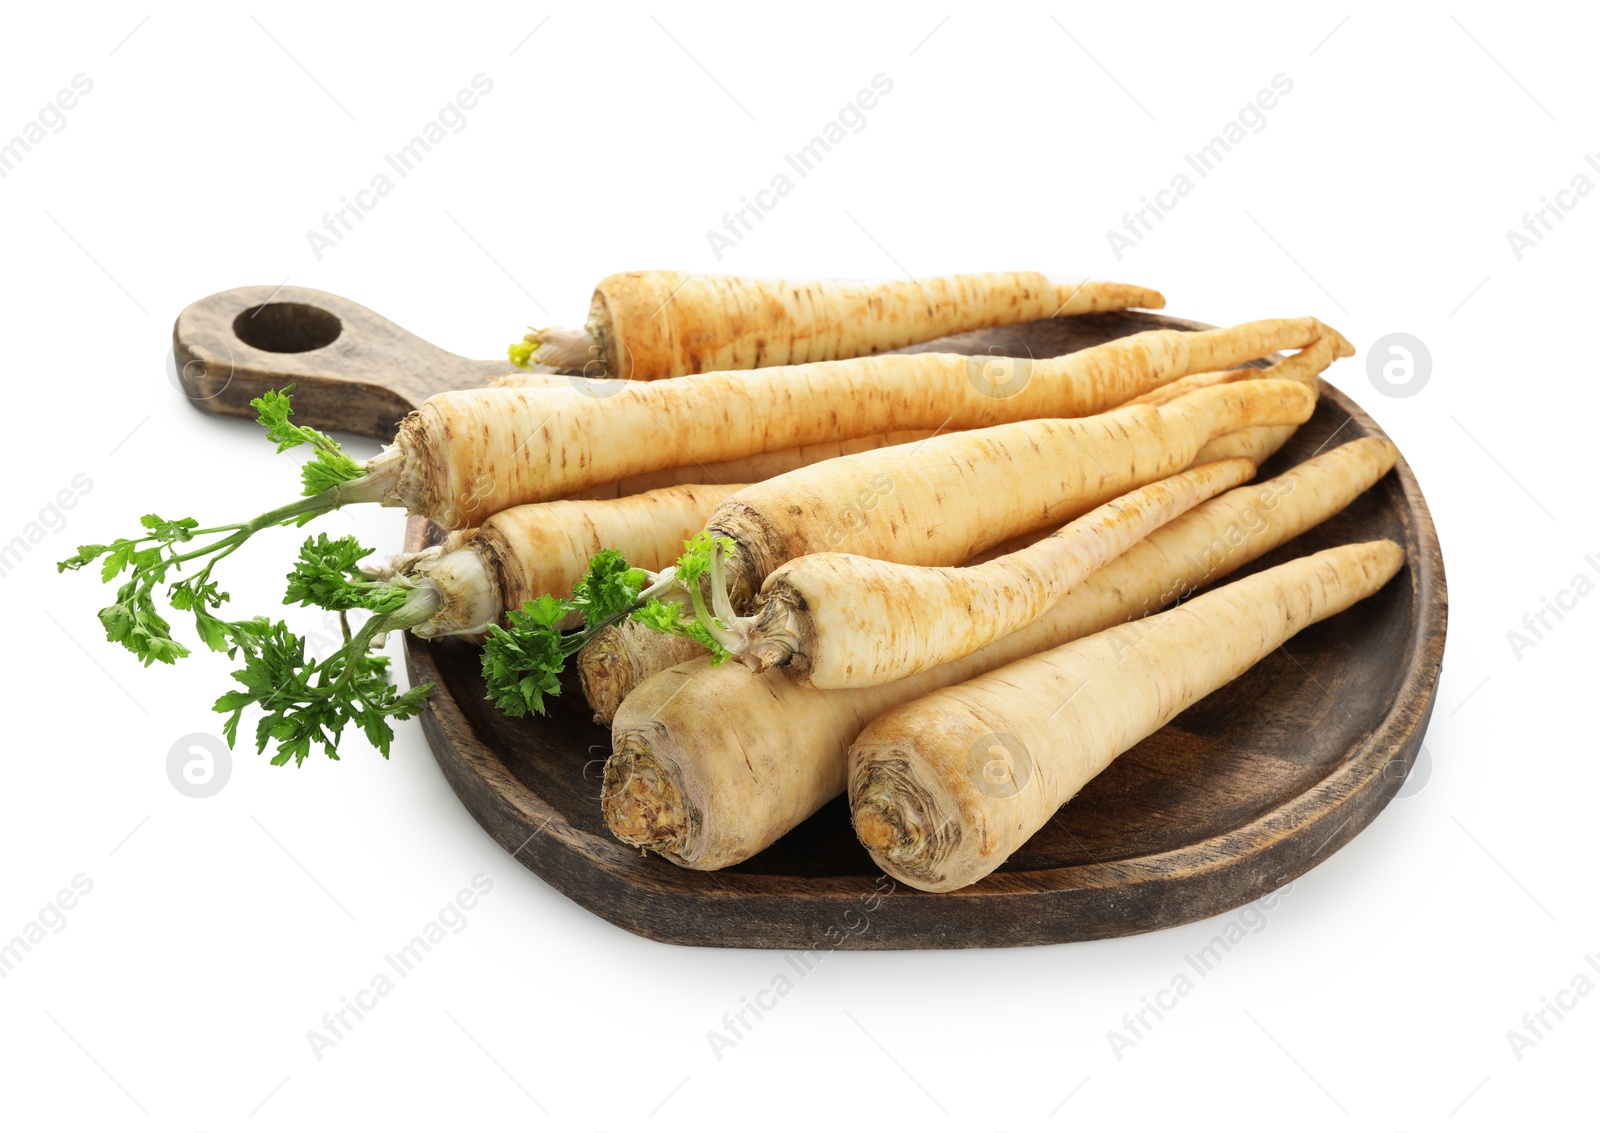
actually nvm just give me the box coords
[283,533,410,615]
[630,598,733,665]
[59,388,358,665]
[213,615,434,766]
[479,547,662,717]
[250,385,366,498]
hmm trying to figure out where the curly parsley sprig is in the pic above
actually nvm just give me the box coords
[212,533,438,766]
[59,390,441,764]
[480,534,739,718]
[214,607,434,767]
[57,387,390,666]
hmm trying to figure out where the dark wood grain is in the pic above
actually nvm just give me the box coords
[346,309,1448,949]
[172,284,519,439]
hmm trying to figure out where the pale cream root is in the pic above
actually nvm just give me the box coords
[743,458,1258,688]
[409,547,502,637]
[569,431,942,501]
[586,271,1167,380]
[848,540,1405,892]
[476,483,742,612]
[1193,424,1300,466]
[706,378,1318,604]
[384,483,743,638]
[388,318,1341,526]
[604,437,1398,870]
[490,370,580,389]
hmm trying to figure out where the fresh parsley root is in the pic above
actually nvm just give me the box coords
[480,533,736,717]
[504,271,1168,378]
[676,459,1259,688]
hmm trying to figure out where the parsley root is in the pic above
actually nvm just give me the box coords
[603,438,1398,869]
[278,486,745,722]
[404,317,1341,525]
[726,459,1258,687]
[510,271,1165,378]
[848,540,1405,891]
[690,380,1318,627]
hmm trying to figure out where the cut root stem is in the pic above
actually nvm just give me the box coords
[696,542,757,655]
[519,326,598,371]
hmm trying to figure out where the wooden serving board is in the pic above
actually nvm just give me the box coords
[172,284,523,438]
[176,287,1447,949]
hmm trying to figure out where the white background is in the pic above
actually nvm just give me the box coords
[1,2,1594,1129]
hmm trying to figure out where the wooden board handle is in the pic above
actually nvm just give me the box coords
[172,284,516,440]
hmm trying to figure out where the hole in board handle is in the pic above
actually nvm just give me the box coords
[232,302,343,353]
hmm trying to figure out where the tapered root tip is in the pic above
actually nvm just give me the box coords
[1370,538,1406,578]
[1310,319,1356,358]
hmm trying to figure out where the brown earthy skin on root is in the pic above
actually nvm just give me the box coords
[389,318,1340,526]
[847,539,1406,893]
[604,438,1398,870]
[591,271,1167,380]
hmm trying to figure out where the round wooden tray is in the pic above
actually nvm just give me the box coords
[400,317,1447,949]
[177,290,1447,949]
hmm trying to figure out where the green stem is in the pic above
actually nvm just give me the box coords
[566,570,685,658]
[677,545,751,655]
[272,587,442,712]
[165,461,396,571]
